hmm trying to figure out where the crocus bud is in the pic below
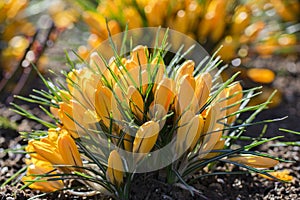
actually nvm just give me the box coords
[175,74,196,115]
[228,155,279,168]
[152,78,175,116]
[22,160,64,192]
[107,150,124,186]
[133,121,160,154]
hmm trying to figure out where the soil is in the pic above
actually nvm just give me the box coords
[0,56,299,200]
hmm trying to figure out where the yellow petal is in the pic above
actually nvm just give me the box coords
[107,150,124,186]
[133,121,160,154]
[202,139,225,159]
[203,105,219,134]
[175,60,194,83]
[228,155,279,168]
[48,128,59,142]
[217,36,238,61]
[175,74,196,115]
[153,78,175,112]
[57,90,71,103]
[90,52,106,74]
[50,105,59,119]
[111,85,124,127]
[58,100,85,138]
[176,111,199,155]
[58,102,76,131]
[25,141,48,162]
[95,86,113,127]
[83,11,106,34]
[150,78,175,125]
[123,133,132,152]
[194,72,212,111]
[211,18,225,42]
[150,56,165,89]
[127,86,144,121]
[66,69,78,92]
[131,45,148,67]
[58,133,82,167]
[200,104,223,157]
[22,160,64,192]
[190,114,204,150]
[226,82,243,124]
[121,59,139,87]
[30,140,64,165]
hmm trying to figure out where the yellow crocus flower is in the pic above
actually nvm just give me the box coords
[217,36,238,61]
[123,7,143,29]
[198,0,227,42]
[170,10,188,34]
[29,129,82,168]
[231,6,251,35]
[151,78,175,119]
[247,68,275,84]
[175,74,196,115]
[123,133,132,152]
[270,0,297,21]
[83,11,107,35]
[194,72,212,111]
[228,155,279,168]
[144,0,169,26]
[107,150,124,186]
[133,121,160,154]
[47,128,60,142]
[22,159,64,193]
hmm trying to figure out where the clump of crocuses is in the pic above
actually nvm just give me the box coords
[19,42,288,199]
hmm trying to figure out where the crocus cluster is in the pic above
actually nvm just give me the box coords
[21,45,285,197]
[23,128,82,192]
[78,0,299,61]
